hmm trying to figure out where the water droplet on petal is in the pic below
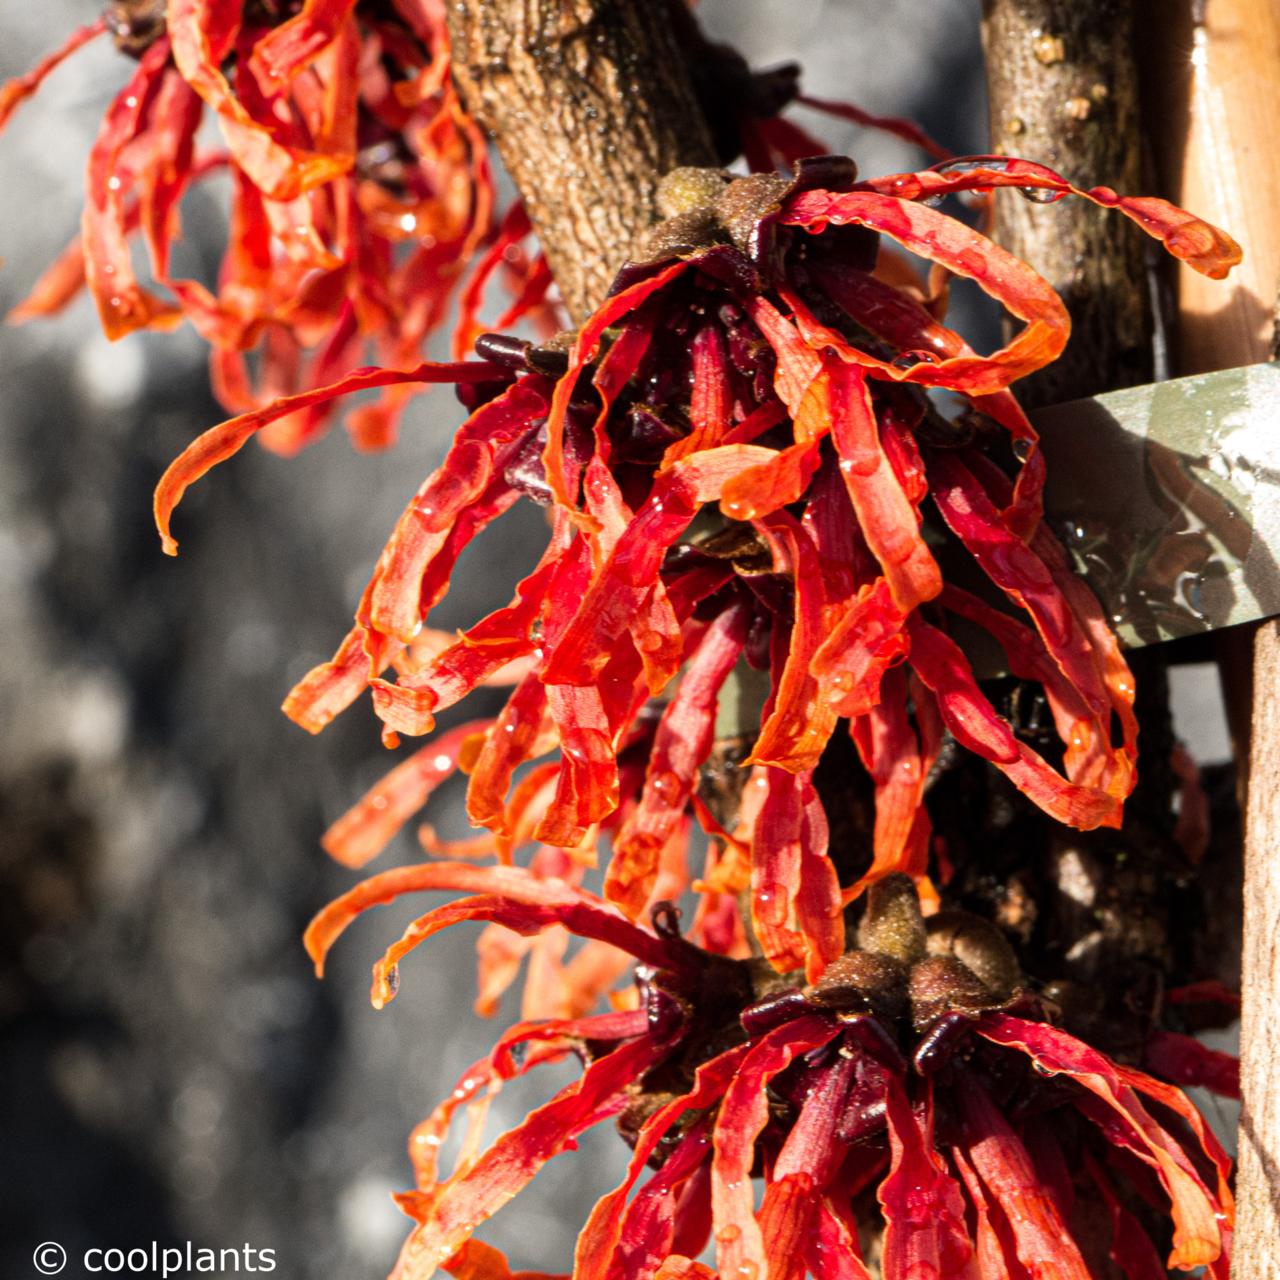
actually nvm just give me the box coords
[756,881,790,926]
[892,349,941,371]
[649,769,681,802]
[1019,185,1066,204]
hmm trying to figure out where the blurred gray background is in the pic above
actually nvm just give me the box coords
[0,4,1013,1277]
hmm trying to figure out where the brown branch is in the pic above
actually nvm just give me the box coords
[446,0,718,321]
[981,0,1151,406]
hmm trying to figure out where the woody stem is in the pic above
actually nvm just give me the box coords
[445,0,719,322]
[980,0,1153,405]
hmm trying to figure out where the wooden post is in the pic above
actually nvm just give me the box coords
[1141,2,1280,1271]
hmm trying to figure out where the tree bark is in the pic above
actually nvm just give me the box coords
[446,0,718,321]
[981,0,1152,404]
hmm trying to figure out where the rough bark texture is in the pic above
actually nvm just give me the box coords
[981,0,1152,404]
[446,0,718,321]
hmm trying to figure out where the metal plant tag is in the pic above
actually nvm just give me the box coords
[1034,361,1280,648]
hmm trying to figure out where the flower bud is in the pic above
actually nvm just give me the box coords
[857,873,927,966]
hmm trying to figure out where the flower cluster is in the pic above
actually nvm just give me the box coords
[0,4,921,454]
[309,869,1236,1279]
[156,153,1238,984]
[144,135,1243,1276]
[0,0,546,451]
[8,5,1246,1277]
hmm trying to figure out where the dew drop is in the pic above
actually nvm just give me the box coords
[756,881,790,926]
[1019,185,1066,204]
[649,770,681,802]
[891,349,941,370]
[933,156,1014,178]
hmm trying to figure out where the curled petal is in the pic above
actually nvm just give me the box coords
[880,1078,977,1280]
[154,360,504,554]
[465,673,554,847]
[953,1072,1090,1278]
[750,768,843,982]
[749,514,841,773]
[541,445,775,689]
[81,40,184,340]
[856,157,1241,280]
[368,890,682,1008]
[929,451,1109,720]
[907,619,1123,830]
[405,1005,644,1193]
[303,861,694,981]
[169,0,351,200]
[284,624,391,735]
[321,720,490,868]
[759,1049,858,1280]
[362,381,549,643]
[978,1014,1230,1271]
[828,361,940,612]
[710,1015,841,1280]
[541,261,688,515]
[575,1043,750,1280]
[718,439,821,522]
[846,666,933,898]
[607,604,749,915]
[392,1035,669,1280]
[0,18,106,132]
[373,534,577,738]
[780,191,1070,395]
[248,0,358,89]
[443,1240,563,1280]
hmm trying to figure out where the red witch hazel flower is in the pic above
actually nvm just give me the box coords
[307,870,1235,1279]
[135,57,1243,1263]
[0,0,545,452]
[156,151,1238,981]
